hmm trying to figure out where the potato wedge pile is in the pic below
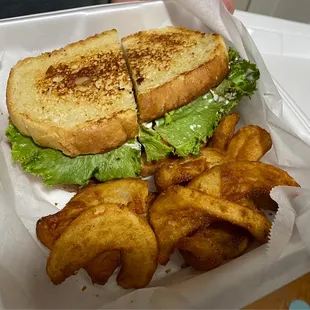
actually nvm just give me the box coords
[37,179,158,288]
[37,114,299,288]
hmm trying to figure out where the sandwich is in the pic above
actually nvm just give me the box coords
[5,26,260,186]
[6,30,141,186]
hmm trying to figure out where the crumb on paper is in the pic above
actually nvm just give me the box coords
[165,268,172,274]
[82,286,87,291]
[95,294,99,297]
[54,202,58,206]
[269,212,273,216]
[130,300,134,304]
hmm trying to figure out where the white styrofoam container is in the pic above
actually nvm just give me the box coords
[0,1,310,309]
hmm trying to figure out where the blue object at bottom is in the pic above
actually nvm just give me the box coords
[289,300,310,310]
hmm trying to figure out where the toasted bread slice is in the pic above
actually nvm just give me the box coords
[7,29,138,157]
[122,27,229,122]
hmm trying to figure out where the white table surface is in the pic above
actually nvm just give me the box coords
[235,10,310,121]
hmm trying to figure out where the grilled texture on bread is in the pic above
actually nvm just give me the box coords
[122,27,229,122]
[7,29,138,157]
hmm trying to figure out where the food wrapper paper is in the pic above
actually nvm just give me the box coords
[1,0,310,308]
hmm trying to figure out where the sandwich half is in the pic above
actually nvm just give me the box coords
[6,30,141,186]
[122,27,260,162]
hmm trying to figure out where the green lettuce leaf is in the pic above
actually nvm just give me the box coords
[139,126,173,161]
[228,48,260,98]
[6,125,141,186]
[155,93,234,157]
[140,48,260,160]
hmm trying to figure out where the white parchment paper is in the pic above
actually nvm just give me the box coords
[0,0,310,308]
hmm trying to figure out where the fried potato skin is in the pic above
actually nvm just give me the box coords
[150,186,271,265]
[212,113,240,150]
[154,148,228,191]
[227,125,272,161]
[85,251,121,285]
[188,161,299,210]
[178,222,250,271]
[141,155,176,177]
[47,203,158,288]
[141,142,208,177]
[36,179,149,249]
[155,158,206,191]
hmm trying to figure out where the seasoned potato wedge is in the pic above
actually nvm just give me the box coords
[212,113,240,150]
[178,222,250,271]
[47,204,158,289]
[188,161,299,211]
[155,148,228,191]
[227,125,272,161]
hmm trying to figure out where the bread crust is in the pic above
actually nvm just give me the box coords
[138,52,228,122]
[7,106,138,157]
